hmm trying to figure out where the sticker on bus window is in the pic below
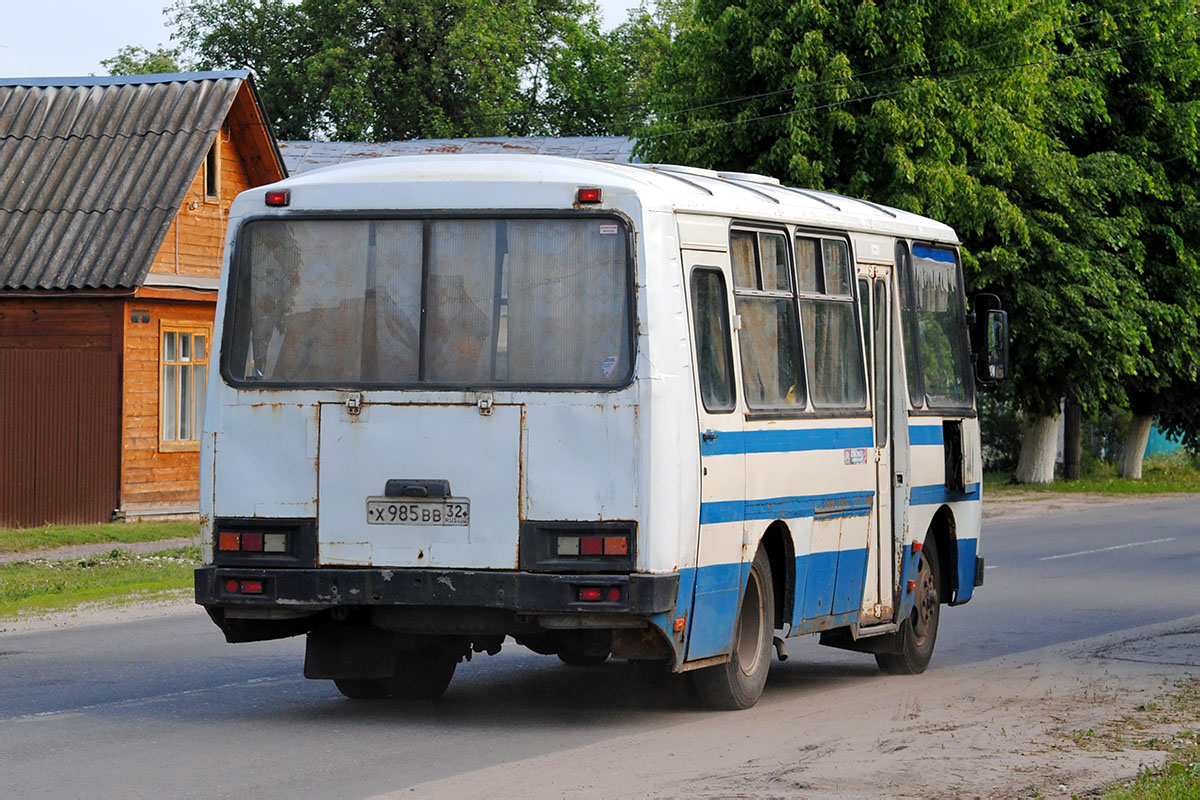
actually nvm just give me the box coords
[602,355,619,377]
[599,224,619,235]
[844,448,868,465]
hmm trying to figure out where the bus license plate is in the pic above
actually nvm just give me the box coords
[366,498,470,526]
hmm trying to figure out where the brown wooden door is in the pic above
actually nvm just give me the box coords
[0,350,121,527]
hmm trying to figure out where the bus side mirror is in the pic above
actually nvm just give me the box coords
[971,294,1009,384]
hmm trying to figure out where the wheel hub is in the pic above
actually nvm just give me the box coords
[911,552,938,642]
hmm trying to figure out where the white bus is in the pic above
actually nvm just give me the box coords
[196,154,1007,709]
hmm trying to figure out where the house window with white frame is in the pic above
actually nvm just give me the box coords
[161,324,210,449]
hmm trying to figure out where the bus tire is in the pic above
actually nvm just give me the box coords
[333,678,389,700]
[386,647,458,700]
[876,536,940,675]
[693,547,774,710]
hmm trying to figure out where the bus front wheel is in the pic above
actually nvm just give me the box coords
[876,537,940,675]
[693,547,775,710]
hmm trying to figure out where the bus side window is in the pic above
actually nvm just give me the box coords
[796,237,867,409]
[895,242,924,407]
[691,269,736,412]
[731,228,805,409]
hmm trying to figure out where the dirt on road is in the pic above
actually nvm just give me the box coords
[389,620,1200,799]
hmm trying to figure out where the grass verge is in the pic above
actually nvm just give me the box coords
[0,546,199,619]
[1052,678,1200,798]
[0,521,200,554]
[986,454,1200,496]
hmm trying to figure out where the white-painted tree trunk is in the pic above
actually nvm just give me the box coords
[1015,415,1058,484]
[1120,414,1153,479]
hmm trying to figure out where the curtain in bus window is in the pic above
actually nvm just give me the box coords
[799,298,867,408]
[796,238,819,293]
[371,221,422,382]
[896,248,924,406]
[822,240,852,295]
[737,296,803,408]
[761,233,790,292]
[911,246,971,406]
[249,220,368,382]
[505,219,628,385]
[691,270,735,411]
[425,221,498,383]
[730,230,757,289]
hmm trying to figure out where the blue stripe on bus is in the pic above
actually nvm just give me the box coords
[908,424,944,446]
[699,490,874,525]
[700,426,874,456]
[912,245,956,263]
[684,550,870,661]
[910,482,980,505]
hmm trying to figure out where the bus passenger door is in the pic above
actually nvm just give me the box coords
[860,273,899,624]
[682,257,746,661]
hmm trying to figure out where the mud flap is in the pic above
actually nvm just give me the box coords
[304,627,396,679]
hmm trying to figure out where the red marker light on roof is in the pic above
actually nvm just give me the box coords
[576,187,602,204]
[264,189,290,207]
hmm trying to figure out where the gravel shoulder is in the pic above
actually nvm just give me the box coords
[389,617,1200,800]
[982,491,1181,520]
[0,536,200,564]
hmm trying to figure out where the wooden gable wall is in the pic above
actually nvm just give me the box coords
[119,87,278,517]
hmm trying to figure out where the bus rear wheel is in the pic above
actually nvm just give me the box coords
[333,678,389,699]
[876,537,940,675]
[693,548,774,710]
[384,647,458,700]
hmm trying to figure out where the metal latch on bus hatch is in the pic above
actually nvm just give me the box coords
[476,392,493,416]
[346,392,362,415]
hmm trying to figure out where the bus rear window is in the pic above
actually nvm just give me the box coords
[224,217,633,388]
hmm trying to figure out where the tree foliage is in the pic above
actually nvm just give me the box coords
[1062,1,1200,438]
[527,1,687,135]
[100,45,187,76]
[640,0,1160,418]
[168,0,661,140]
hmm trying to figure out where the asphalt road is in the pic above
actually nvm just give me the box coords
[1,497,1197,798]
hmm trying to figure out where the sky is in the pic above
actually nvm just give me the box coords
[0,0,639,79]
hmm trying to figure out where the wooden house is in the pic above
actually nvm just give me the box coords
[0,72,286,527]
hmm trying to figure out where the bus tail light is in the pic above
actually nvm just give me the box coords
[557,534,629,557]
[520,521,637,573]
[577,586,621,603]
[212,518,317,568]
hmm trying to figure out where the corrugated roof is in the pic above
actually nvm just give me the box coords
[0,71,263,290]
[279,136,638,175]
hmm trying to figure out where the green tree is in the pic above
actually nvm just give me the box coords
[171,0,319,140]
[100,45,187,75]
[169,0,602,140]
[1057,0,1200,474]
[528,1,688,135]
[640,0,1152,481]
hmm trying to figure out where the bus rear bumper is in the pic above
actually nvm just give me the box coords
[195,566,679,616]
